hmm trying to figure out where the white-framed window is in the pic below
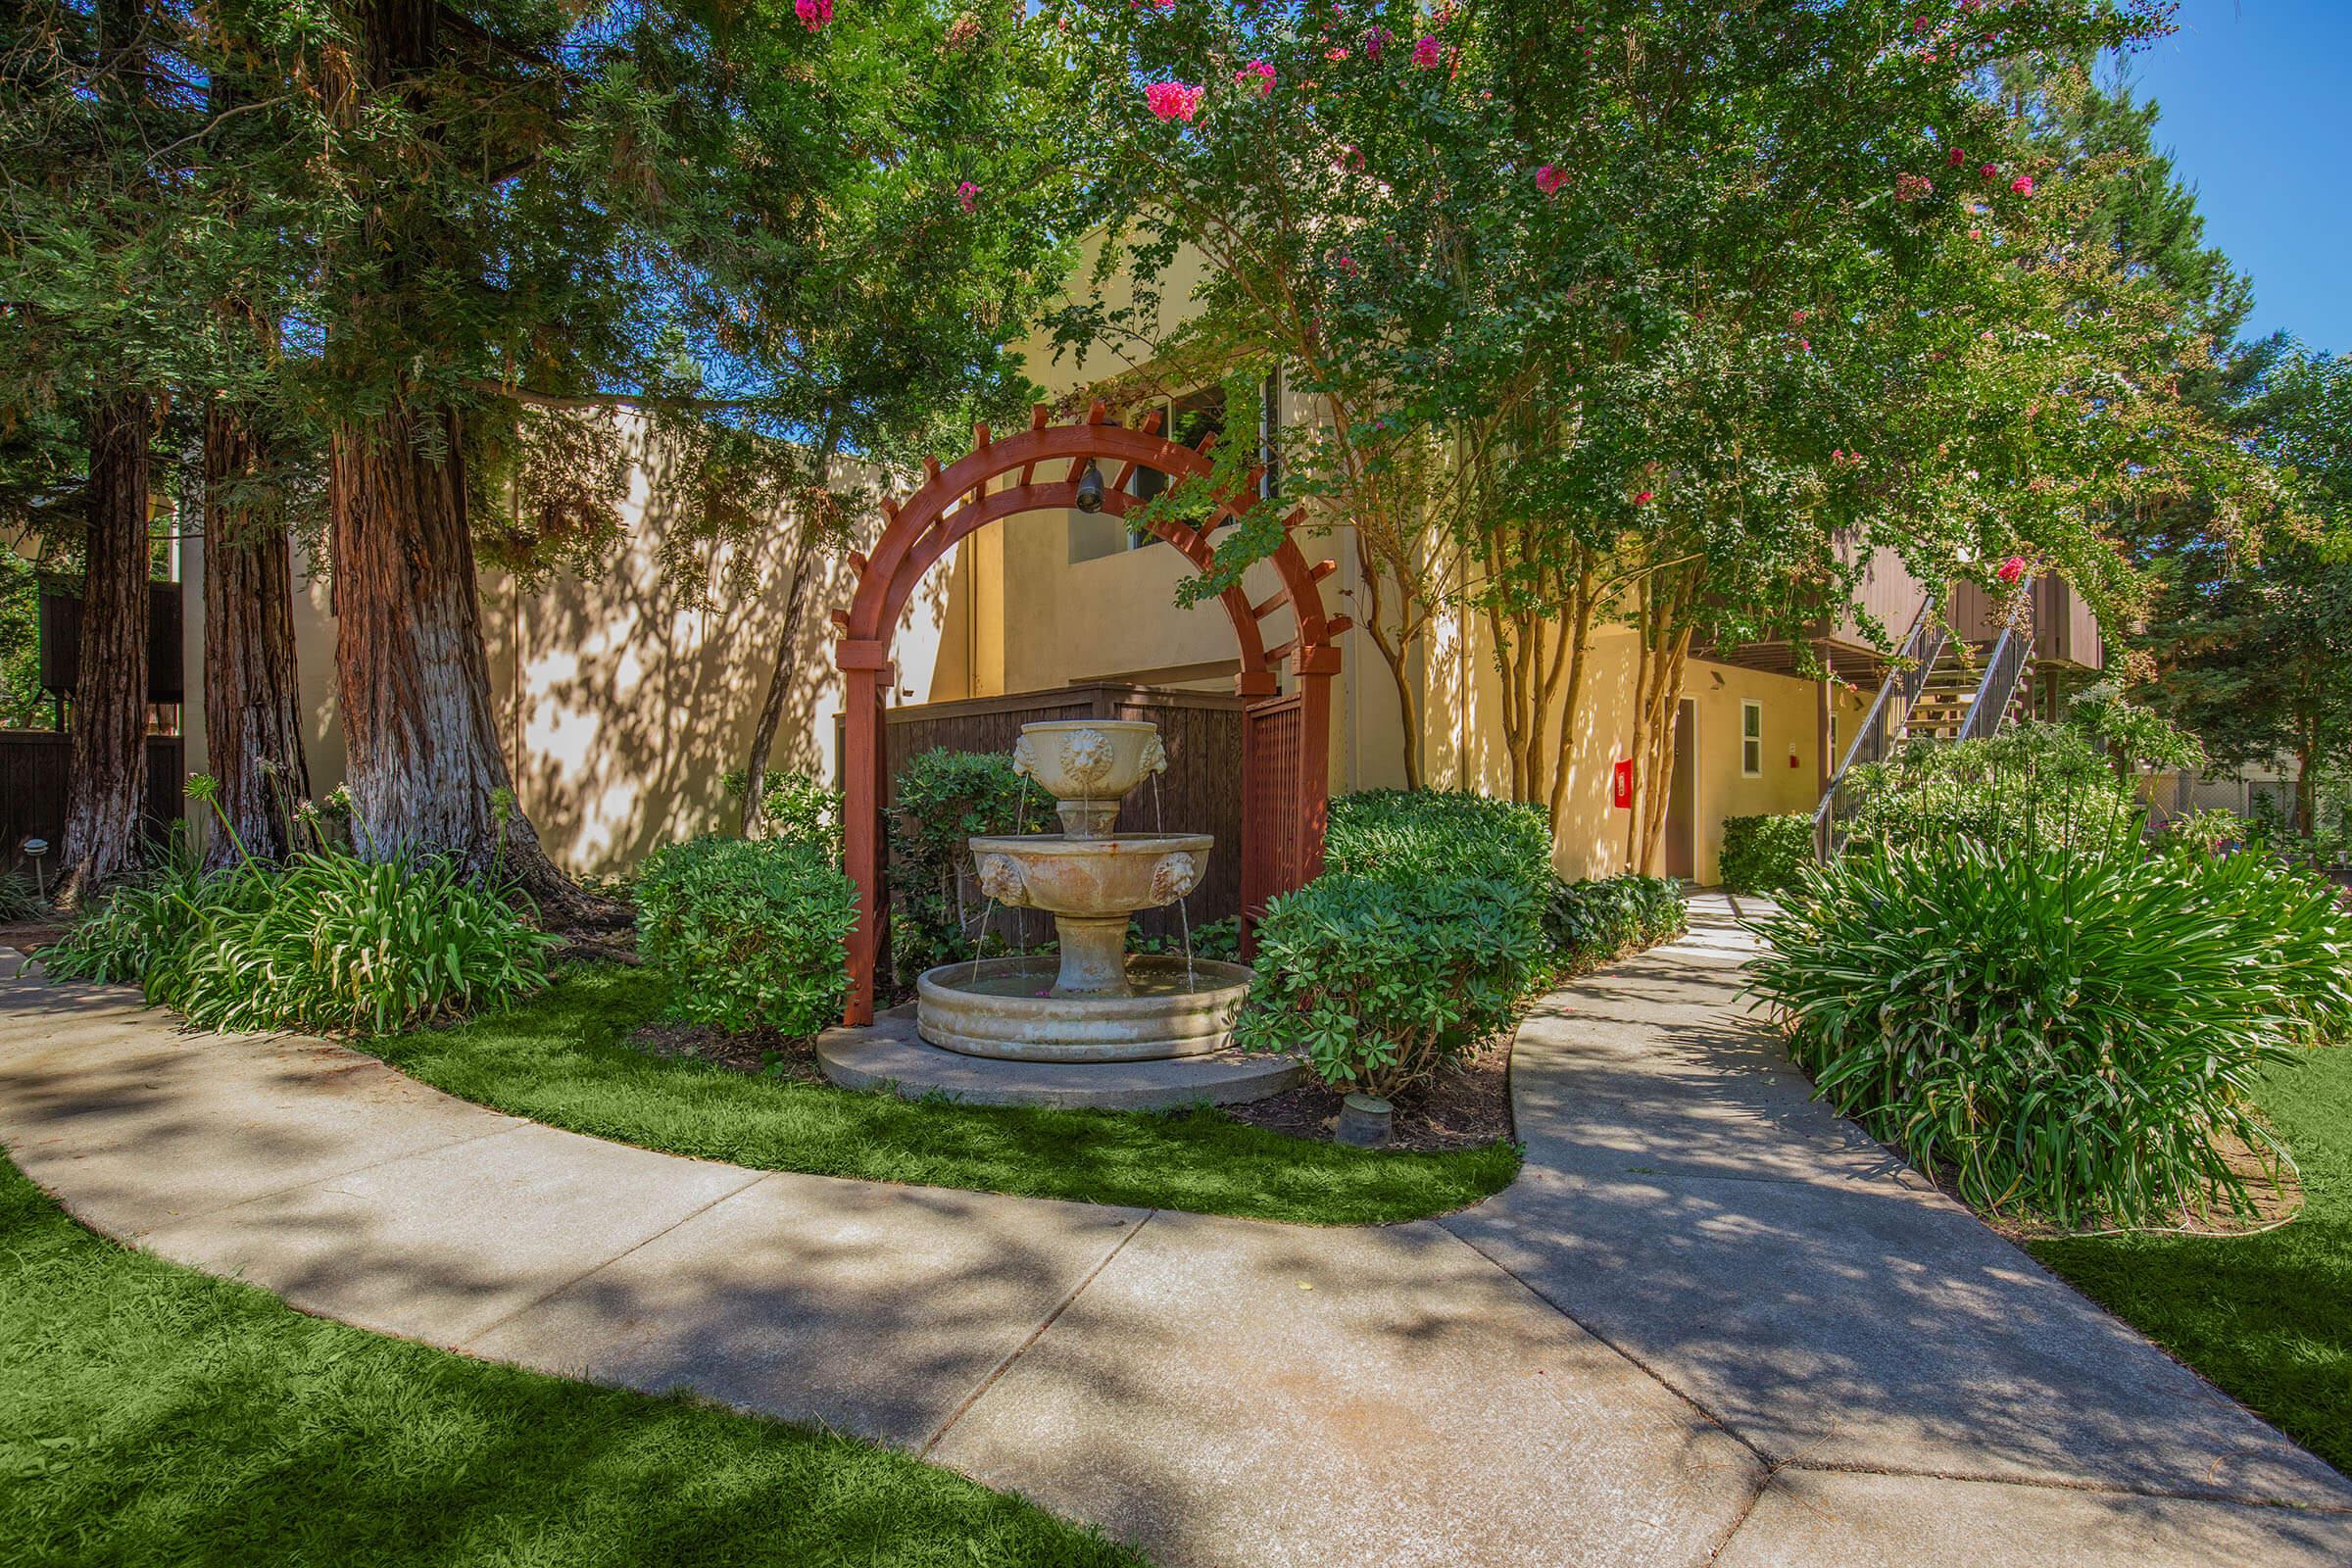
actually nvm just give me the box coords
[1740,701,1763,777]
[1828,710,1839,765]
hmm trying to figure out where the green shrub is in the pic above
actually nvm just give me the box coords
[44,849,556,1034]
[1719,813,1813,895]
[886,749,1051,992]
[634,835,857,1036]
[1839,723,2143,854]
[1544,874,1688,970]
[1749,837,2352,1227]
[1325,788,1552,895]
[724,767,843,855]
[1128,914,1241,963]
[1239,872,1542,1100]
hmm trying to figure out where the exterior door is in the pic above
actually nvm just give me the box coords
[1665,698,1696,882]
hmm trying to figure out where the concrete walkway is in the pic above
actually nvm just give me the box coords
[2,900,2346,1567]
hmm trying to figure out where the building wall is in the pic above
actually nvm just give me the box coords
[184,416,925,878]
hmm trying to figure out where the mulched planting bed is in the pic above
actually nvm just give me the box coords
[1221,1032,1514,1152]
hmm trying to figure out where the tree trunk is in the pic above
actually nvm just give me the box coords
[328,399,613,924]
[202,402,311,865]
[741,521,824,838]
[59,392,153,906]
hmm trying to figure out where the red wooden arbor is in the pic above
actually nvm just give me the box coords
[832,403,1346,1026]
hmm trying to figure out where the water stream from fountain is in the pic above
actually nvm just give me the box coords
[1151,773,1196,983]
[966,785,1038,983]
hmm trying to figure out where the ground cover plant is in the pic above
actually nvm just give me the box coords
[0,1156,1138,1568]
[2030,1047,2352,1476]
[368,963,1517,1226]
[1750,833,2352,1228]
[41,794,557,1035]
[634,834,857,1037]
[1717,813,1813,896]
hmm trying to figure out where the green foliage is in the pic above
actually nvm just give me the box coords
[1239,873,1540,1101]
[1324,789,1553,896]
[0,870,44,921]
[368,965,1519,1226]
[1718,814,1815,896]
[0,1156,1145,1568]
[0,550,41,729]
[42,849,556,1034]
[725,766,844,856]
[1130,914,1240,964]
[1750,837,2352,1228]
[634,836,857,1038]
[1840,723,2146,854]
[1543,875,1688,973]
[886,749,1051,993]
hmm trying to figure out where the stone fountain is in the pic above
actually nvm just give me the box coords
[914,719,1255,1062]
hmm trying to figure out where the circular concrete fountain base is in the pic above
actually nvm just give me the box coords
[816,1010,1304,1110]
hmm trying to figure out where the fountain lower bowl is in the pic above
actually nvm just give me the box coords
[917,956,1254,1062]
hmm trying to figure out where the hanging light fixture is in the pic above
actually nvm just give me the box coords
[1073,460,1106,514]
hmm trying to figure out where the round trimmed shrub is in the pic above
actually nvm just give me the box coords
[1239,871,1542,1100]
[635,835,858,1036]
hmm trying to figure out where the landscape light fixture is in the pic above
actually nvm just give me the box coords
[22,837,48,903]
[1074,460,1106,514]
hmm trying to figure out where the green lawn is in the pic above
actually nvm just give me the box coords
[2031,1045,2352,1476]
[361,964,1518,1226]
[0,1156,1139,1568]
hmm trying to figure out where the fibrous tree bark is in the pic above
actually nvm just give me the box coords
[201,400,310,864]
[59,391,153,906]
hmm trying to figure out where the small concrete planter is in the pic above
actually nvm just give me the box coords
[1335,1093,1394,1150]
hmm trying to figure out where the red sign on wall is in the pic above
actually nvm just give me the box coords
[1612,758,1635,808]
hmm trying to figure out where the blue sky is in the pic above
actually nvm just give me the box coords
[2117,1,2352,355]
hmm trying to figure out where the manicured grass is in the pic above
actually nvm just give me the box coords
[0,1156,1139,1568]
[361,964,1519,1226]
[2031,1045,2352,1476]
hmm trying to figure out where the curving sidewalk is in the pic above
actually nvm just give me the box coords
[1,899,2346,1567]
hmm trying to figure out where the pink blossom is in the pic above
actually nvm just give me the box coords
[1979,163,1998,178]
[1335,253,1357,274]
[2010,174,2034,196]
[1633,490,1654,506]
[1412,34,1441,69]
[1947,146,1966,167]
[1799,338,1811,352]
[1894,172,1934,202]
[1333,143,1364,174]
[1236,59,1275,96]
[956,180,979,213]
[1362,25,1393,59]
[1144,80,1205,122]
[795,0,830,31]
[1325,46,1349,61]
[1996,556,2027,585]
[1968,226,1983,239]
[1535,164,1566,195]
[1790,309,1808,325]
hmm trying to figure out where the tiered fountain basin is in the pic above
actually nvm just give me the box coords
[909,718,1257,1065]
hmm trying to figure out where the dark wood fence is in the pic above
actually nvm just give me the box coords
[0,732,185,874]
[842,682,1246,944]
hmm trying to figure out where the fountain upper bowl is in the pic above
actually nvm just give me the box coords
[1011,719,1168,803]
[967,832,1212,919]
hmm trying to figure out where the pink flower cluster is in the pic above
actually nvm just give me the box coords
[1236,59,1275,96]
[1412,34,1441,69]
[1145,80,1204,122]
[1894,172,1934,202]
[795,0,830,31]
[1362,24,1393,59]
[956,180,980,214]
[1996,556,2027,585]
[1535,164,1565,195]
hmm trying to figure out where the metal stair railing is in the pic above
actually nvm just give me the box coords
[1812,595,1951,858]
[1956,583,2037,742]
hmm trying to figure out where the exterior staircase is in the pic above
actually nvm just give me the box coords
[1812,579,2040,857]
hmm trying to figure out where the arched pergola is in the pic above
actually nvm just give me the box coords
[832,402,1347,1026]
